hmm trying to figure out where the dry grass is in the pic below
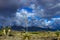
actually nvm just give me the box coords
[0,31,60,40]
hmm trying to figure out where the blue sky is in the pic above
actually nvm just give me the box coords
[0,0,60,29]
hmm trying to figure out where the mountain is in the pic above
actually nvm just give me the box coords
[11,26,25,31]
[0,25,59,31]
[11,25,59,31]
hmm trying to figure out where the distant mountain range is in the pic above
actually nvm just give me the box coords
[0,25,60,31]
[11,25,60,31]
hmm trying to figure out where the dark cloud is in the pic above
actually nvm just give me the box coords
[0,0,21,26]
[32,0,60,19]
[0,0,20,8]
[0,0,21,17]
[0,0,60,27]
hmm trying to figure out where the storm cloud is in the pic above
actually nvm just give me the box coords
[0,0,60,28]
[0,0,60,18]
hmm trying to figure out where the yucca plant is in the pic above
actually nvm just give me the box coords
[22,32,31,40]
[2,26,6,35]
[22,29,32,40]
[2,26,13,36]
[7,26,13,36]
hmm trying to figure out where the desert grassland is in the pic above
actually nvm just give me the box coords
[0,30,60,40]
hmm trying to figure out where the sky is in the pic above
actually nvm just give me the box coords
[0,0,60,29]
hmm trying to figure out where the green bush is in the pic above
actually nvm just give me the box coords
[32,32,39,34]
[0,30,3,36]
[55,30,60,37]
